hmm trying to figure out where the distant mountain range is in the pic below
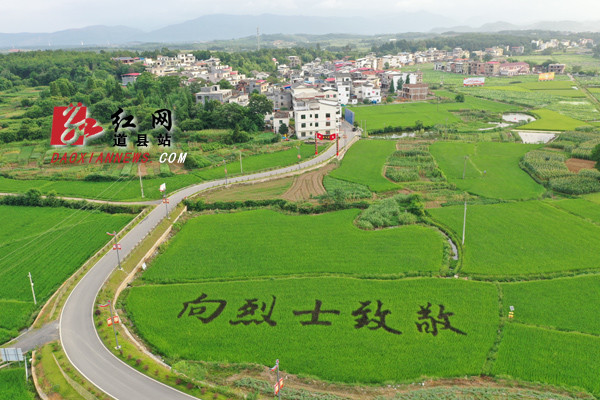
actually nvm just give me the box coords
[1,14,599,49]
[431,20,600,33]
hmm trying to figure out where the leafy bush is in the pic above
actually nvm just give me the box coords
[183,154,212,170]
[356,194,423,229]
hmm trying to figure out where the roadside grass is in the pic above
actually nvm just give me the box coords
[37,343,87,399]
[198,177,294,202]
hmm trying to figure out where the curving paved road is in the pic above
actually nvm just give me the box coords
[60,126,358,400]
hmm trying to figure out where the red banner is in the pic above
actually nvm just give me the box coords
[274,378,284,395]
[316,133,336,141]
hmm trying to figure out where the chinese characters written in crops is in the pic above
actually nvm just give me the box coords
[110,108,173,147]
[177,294,466,336]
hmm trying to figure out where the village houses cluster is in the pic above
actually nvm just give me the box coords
[115,36,593,140]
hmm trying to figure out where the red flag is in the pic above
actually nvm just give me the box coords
[316,133,323,140]
[330,133,337,140]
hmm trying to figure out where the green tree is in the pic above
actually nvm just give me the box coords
[217,79,233,89]
[278,123,289,135]
[592,143,600,170]
[135,72,157,96]
[389,82,395,94]
[455,93,465,102]
[248,93,273,115]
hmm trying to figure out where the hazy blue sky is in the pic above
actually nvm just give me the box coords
[2,0,599,33]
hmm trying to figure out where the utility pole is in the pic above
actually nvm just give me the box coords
[462,194,467,246]
[276,360,281,400]
[138,164,144,198]
[463,155,468,179]
[162,194,169,219]
[107,231,122,270]
[101,300,120,350]
[239,151,243,174]
[223,158,228,185]
[28,272,36,305]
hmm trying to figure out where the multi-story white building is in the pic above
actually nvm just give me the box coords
[291,85,341,140]
[195,85,233,104]
[353,81,381,103]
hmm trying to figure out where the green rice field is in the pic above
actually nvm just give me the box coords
[329,140,400,192]
[142,209,446,283]
[429,201,600,276]
[126,277,498,383]
[430,142,545,200]
[0,205,133,342]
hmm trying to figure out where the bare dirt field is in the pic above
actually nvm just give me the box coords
[281,164,336,201]
[566,158,596,172]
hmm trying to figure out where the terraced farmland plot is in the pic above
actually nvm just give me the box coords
[494,324,600,397]
[329,140,399,192]
[430,142,545,200]
[126,277,498,383]
[428,201,600,276]
[142,209,445,283]
[0,205,133,341]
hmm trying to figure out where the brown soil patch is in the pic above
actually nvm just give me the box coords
[566,158,596,173]
[225,367,589,400]
[425,200,444,208]
[281,164,335,201]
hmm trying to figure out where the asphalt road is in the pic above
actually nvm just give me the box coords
[60,126,358,400]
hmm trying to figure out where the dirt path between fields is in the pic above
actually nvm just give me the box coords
[281,163,335,201]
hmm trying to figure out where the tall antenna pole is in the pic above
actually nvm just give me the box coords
[257,27,260,51]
